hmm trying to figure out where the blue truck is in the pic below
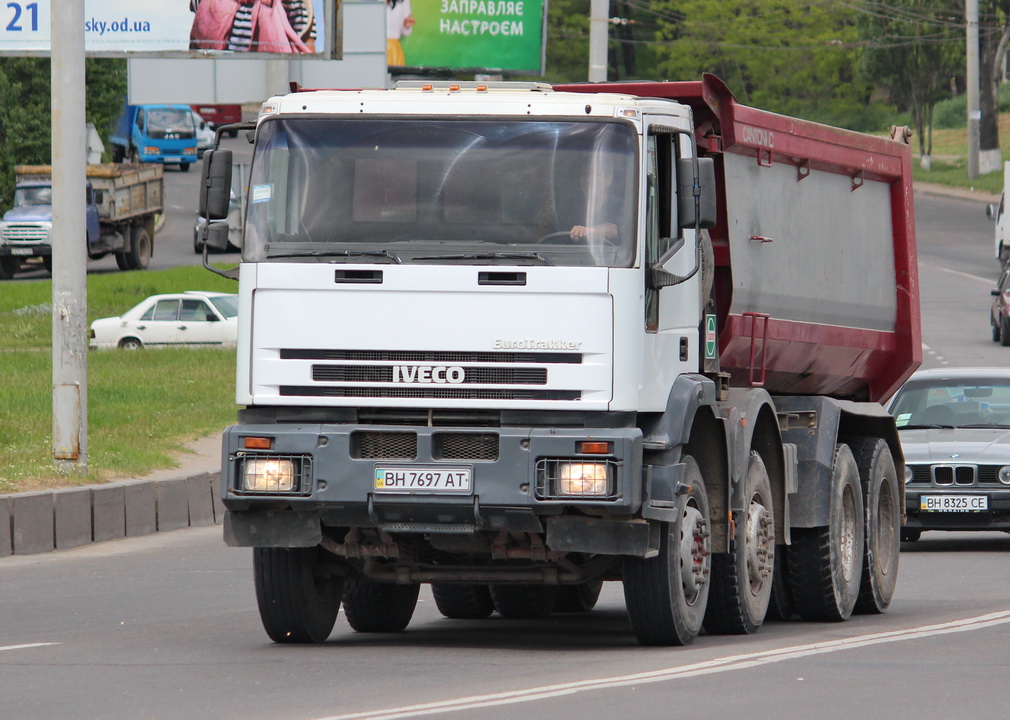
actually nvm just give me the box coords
[109,104,199,172]
[0,164,163,279]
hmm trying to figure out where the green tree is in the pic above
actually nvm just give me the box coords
[0,57,127,207]
[645,0,879,129]
[859,0,963,164]
[980,1,1010,169]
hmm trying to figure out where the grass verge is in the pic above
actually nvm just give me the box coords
[1,265,239,493]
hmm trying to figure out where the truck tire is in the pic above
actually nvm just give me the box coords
[848,437,899,615]
[554,580,604,613]
[0,258,18,280]
[623,455,712,646]
[488,584,560,619]
[431,583,495,619]
[342,578,419,633]
[180,163,191,173]
[787,444,864,622]
[126,225,152,270]
[253,547,343,643]
[704,450,775,635]
[765,545,795,620]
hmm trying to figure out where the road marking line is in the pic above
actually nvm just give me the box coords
[0,642,59,652]
[920,262,994,285]
[316,611,1010,720]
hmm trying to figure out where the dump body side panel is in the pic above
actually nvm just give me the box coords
[554,76,920,403]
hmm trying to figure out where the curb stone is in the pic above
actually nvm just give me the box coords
[0,471,222,557]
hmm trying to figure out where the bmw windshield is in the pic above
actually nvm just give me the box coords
[242,117,638,267]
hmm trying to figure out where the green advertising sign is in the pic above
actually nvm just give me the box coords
[390,0,545,73]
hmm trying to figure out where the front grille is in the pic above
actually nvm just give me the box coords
[0,225,48,242]
[933,465,976,486]
[436,433,499,460]
[281,386,580,400]
[283,349,582,364]
[312,365,547,385]
[354,431,417,459]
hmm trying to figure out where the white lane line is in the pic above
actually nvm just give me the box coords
[920,262,995,285]
[316,611,1010,720]
[0,642,60,652]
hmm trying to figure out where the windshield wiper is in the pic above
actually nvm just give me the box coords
[902,424,955,430]
[413,252,553,266]
[266,249,402,264]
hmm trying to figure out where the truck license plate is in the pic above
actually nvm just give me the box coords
[919,494,988,512]
[374,465,472,494]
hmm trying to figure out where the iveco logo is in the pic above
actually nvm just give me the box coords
[392,366,465,384]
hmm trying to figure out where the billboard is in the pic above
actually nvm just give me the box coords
[0,0,339,58]
[388,0,545,74]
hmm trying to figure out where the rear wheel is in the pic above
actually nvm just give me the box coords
[704,450,775,635]
[253,547,343,643]
[849,437,900,615]
[489,585,559,619]
[1001,318,1010,347]
[126,225,152,270]
[431,583,495,619]
[118,337,143,350]
[623,455,712,646]
[342,578,419,632]
[42,256,52,274]
[555,581,604,613]
[787,444,864,622]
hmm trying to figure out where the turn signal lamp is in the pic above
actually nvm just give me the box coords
[579,441,610,454]
[559,462,610,496]
[243,458,295,493]
[259,102,279,120]
[243,436,273,450]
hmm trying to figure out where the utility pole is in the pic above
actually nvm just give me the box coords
[51,0,89,472]
[967,0,981,179]
[588,0,609,82]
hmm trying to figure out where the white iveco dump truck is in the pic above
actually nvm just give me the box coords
[199,75,920,646]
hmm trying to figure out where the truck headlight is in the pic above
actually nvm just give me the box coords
[143,146,158,155]
[559,462,610,496]
[243,457,296,493]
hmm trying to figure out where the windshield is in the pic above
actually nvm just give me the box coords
[14,186,52,206]
[242,117,638,267]
[209,295,239,318]
[146,107,195,139]
[890,377,1010,428]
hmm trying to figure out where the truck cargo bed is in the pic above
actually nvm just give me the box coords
[14,163,164,223]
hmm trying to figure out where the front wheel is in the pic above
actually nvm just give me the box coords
[623,455,712,646]
[900,528,922,543]
[0,257,18,280]
[1001,317,1010,347]
[179,163,191,173]
[253,547,344,643]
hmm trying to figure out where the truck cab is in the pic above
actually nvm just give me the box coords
[110,103,198,171]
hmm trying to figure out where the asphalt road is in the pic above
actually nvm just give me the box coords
[2,191,1009,719]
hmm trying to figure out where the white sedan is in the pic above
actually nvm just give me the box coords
[90,291,238,350]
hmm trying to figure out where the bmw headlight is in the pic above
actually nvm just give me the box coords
[904,465,914,484]
[999,466,1010,485]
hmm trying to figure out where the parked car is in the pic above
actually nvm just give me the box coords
[191,104,242,137]
[189,109,215,158]
[90,291,238,350]
[888,367,1010,541]
[991,267,1010,345]
[194,189,242,253]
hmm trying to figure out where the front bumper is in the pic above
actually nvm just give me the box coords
[221,422,658,545]
[904,486,1010,531]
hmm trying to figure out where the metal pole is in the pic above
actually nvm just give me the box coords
[588,0,609,82]
[967,0,981,179]
[51,0,88,472]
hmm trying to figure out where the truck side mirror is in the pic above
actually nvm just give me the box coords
[204,222,231,252]
[677,157,717,229]
[200,149,233,220]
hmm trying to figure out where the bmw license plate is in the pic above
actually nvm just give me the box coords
[10,248,32,255]
[919,494,988,512]
[374,465,472,494]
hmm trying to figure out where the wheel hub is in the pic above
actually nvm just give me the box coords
[745,500,774,592]
[679,504,711,602]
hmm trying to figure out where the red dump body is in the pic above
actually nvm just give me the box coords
[555,75,920,403]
